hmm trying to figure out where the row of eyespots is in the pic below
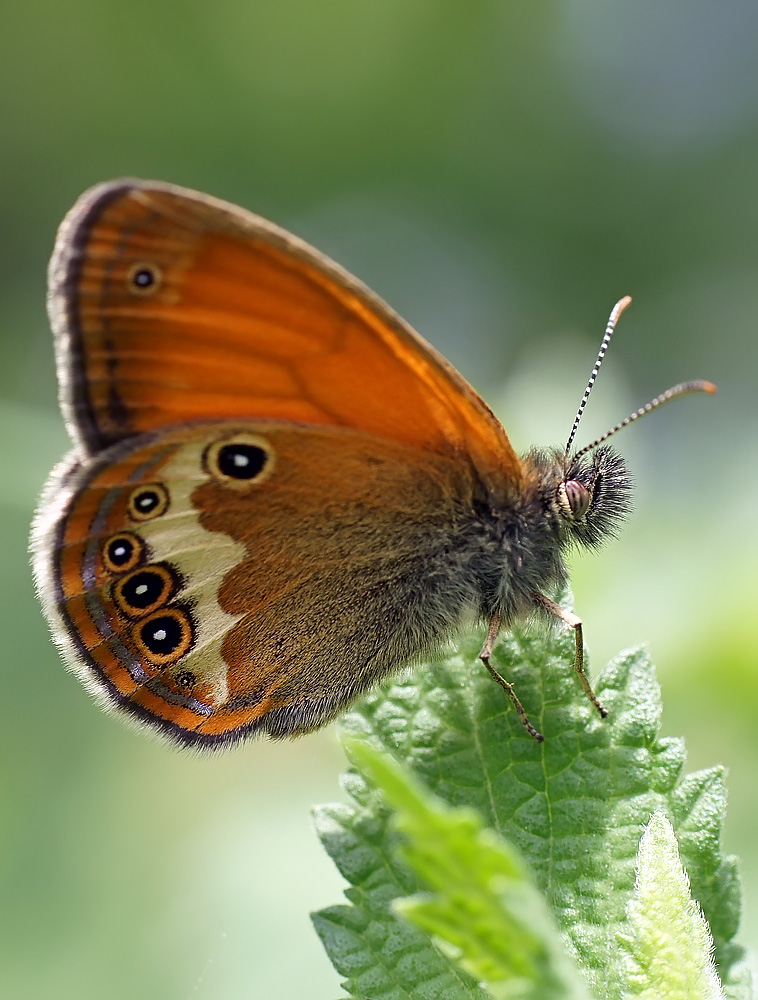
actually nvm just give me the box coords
[100,482,167,577]
[98,481,195,670]
[114,568,196,670]
[94,433,274,684]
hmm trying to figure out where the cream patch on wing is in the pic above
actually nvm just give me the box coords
[134,437,246,706]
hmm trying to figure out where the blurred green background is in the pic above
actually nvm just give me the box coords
[2,2,756,996]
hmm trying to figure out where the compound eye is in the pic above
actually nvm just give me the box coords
[558,479,591,520]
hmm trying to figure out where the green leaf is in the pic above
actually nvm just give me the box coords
[348,738,592,1000]
[619,810,725,999]
[312,589,754,1000]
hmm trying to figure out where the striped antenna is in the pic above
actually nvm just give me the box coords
[565,296,633,455]
[573,379,717,459]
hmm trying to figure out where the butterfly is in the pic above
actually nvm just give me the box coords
[31,180,715,747]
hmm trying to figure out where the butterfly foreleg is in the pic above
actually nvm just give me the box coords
[532,592,608,719]
[478,610,544,742]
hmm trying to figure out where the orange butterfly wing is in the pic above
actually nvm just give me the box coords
[40,421,486,746]
[48,180,521,489]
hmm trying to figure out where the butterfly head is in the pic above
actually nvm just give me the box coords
[554,445,632,550]
[500,295,715,593]
[486,442,632,622]
[516,444,632,556]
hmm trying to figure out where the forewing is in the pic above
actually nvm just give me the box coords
[48,179,521,491]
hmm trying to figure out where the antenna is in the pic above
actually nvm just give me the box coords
[565,296,716,458]
[565,296,632,455]
[573,379,716,459]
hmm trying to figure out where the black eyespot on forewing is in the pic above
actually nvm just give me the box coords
[126,262,162,295]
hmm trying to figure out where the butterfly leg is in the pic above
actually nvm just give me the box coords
[533,592,608,718]
[479,611,544,742]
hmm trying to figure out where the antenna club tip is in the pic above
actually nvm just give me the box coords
[701,381,718,395]
[610,295,633,322]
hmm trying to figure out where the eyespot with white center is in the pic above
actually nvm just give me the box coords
[126,261,162,296]
[102,531,145,574]
[112,563,178,618]
[127,483,169,522]
[175,669,197,690]
[204,433,275,488]
[132,607,194,666]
